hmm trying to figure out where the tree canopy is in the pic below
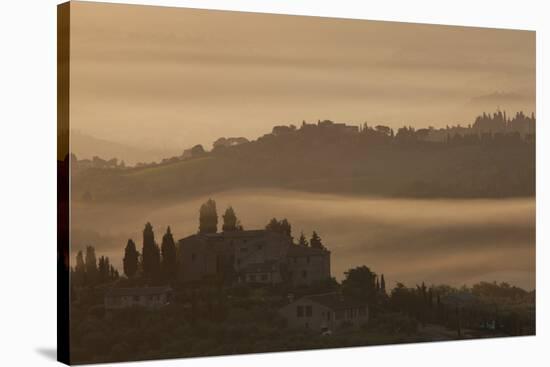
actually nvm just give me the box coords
[123,239,139,278]
[222,206,242,232]
[161,226,177,282]
[309,231,323,249]
[142,222,161,279]
[265,218,292,237]
[199,199,218,234]
[342,265,378,305]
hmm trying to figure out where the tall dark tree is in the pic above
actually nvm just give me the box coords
[123,239,139,278]
[199,199,218,234]
[222,206,239,232]
[142,222,161,278]
[280,219,292,237]
[342,265,377,306]
[380,273,386,294]
[74,250,85,286]
[161,226,177,282]
[266,218,279,231]
[97,256,111,283]
[297,232,308,247]
[84,245,98,285]
[109,265,119,280]
[310,231,324,249]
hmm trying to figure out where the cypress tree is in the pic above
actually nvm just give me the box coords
[310,231,323,249]
[123,239,139,278]
[199,199,218,234]
[222,206,238,232]
[98,256,106,283]
[74,250,85,286]
[84,245,98,285]
[142,222,161,279]
[280,219,291,237]
[161,226,177,282]
[298,232,308,247]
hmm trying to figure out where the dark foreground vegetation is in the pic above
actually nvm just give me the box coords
[71,253,535,364]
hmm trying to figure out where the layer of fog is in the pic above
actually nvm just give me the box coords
[71,189,535,290]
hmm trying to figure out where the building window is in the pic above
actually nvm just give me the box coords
[307,256,310,264]
[191,253,196,261]
[327,311,332,321]
[302,270,307,279]
[133,296,139,302]
[335,310,343,320]
[241,247,248,252]
[359,307,367,316]
[261,274,268,281]
[297,305,304,318]
[257,243,263,250]
[305,305,312,317]
[249,274,256,282]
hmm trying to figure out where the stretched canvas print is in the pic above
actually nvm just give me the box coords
[57,1,536,365]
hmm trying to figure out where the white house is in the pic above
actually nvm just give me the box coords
[279,292,369,332]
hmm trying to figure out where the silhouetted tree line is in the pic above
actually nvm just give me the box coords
[71,245,119,287]
[337,265,534,337]
[70,255,534,364]
[72,110,535,173]
[121,222,178,284]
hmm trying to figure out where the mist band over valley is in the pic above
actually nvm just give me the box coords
[70,112,536,290]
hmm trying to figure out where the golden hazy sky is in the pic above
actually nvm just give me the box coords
[69,1,535,153]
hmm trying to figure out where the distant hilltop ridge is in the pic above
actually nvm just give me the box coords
[70,110,535,201]
[71,110,535,170]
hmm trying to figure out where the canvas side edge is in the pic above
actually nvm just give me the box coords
[57,2,71,365]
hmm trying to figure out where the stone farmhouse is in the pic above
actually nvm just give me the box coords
[177,229,331,286]
[104,286,173,310]
[279,292,369,332]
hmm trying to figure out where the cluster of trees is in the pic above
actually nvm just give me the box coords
[71,154,125,170]
[198,200,325,250]
[339,265,535,337]
[266,110,535,146]
[72,246,119,287]
[122,223,178,283]
[296,231,325,250]
[71,110,535,203]
[78,199,331,287]
[264,217,327,250]
[265,218,292,237]
[341,266,387,312]
[69,255,535,364]
[74,110,535,174]
[199,199,243,234]
[473,110,535,133]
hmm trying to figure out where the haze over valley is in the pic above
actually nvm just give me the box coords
[71,189,535,290]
